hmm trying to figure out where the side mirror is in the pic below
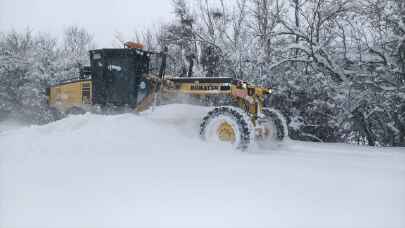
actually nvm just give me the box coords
[159,46,168,78]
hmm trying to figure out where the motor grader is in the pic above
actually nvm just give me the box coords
[47,42,287,150]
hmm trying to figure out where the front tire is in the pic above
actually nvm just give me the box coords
[256,108,288,149]
[200,106,254,150]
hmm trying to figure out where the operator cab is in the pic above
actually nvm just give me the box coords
[88,44,162,109]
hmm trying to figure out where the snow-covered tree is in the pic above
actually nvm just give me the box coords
[0,27,94,124]
[56,25,94,81]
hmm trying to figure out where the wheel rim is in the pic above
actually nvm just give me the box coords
[204,115,242,147]
[216,121,236,143]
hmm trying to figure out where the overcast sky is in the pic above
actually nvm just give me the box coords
[0,0,174,47]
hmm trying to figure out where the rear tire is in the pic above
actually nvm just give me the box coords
[66,106,86,115]
[200,106,254,150]
[49,107,63,121]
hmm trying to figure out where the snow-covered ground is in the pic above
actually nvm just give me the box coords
[0,119,27,133]
[0,104,404,228]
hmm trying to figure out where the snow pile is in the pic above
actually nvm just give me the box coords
[0,104,404,228]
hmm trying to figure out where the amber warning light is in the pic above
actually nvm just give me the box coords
[124,41,144,50]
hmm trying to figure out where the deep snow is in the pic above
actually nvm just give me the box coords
[0,104,404,228]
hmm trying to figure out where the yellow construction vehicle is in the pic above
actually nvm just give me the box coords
[47,43,287,150]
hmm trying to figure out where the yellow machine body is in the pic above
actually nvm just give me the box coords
[161,78,271,122]
[47,75,271,122]
[48,80,92,112]
[46,44,286,150]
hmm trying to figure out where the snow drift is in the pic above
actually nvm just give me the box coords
[0,104,404,228]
